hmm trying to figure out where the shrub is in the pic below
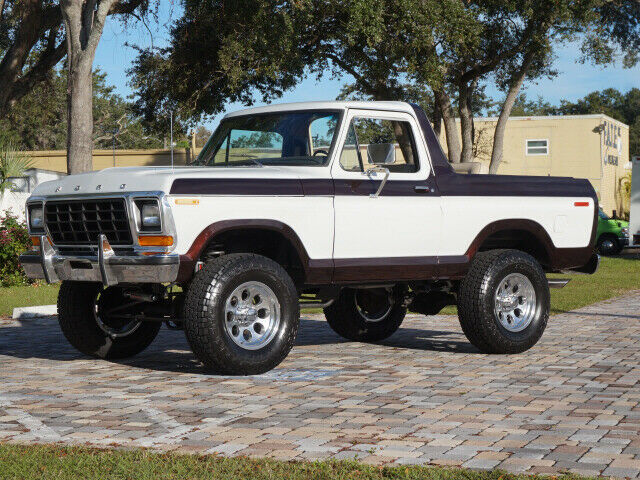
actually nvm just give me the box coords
[0,210,32,286]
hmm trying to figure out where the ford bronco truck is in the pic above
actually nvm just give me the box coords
[20,101,599,374]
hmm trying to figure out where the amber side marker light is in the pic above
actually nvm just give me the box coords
[30,236,41,247]
[138,235,174,247]
[574,201,590,207]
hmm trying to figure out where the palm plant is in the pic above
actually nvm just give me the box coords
[0,141,32,194]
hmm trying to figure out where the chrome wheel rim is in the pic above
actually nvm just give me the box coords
[224,281,281,350]
[493,273,536,333]
[355,289,393,323]
[600,239,615,253]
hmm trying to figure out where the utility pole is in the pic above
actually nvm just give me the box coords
[170,111,174,171]
[112,128,117,168]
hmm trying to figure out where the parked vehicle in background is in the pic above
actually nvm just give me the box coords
[596,208,629,255]
[20,101,600,375]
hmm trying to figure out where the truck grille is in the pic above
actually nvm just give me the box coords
[45,199,133,246]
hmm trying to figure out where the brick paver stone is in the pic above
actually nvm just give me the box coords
[1,291,640,477]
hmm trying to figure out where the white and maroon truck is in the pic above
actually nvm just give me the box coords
[20,101,599,374]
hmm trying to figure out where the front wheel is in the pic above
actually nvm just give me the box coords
[457,249,549,354]
[323,288,406,342]
[57,282,161,359]
[597,234,622,255]
[183,254,299,375]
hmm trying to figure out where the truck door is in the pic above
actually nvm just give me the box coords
[330,108,443,282]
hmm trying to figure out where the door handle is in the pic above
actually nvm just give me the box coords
[414,185,434,194]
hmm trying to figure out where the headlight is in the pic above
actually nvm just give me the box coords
[135,199,162,231]
[29,206,44,231]
[142,203,161,227]
[622,227,629,237]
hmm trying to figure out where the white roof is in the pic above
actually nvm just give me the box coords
[224,101,415,118]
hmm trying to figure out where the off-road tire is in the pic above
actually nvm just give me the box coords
[57,281,161,359]
[183,254,299,375]
[597,234,622,256]
[458,249,549,354]
[323,288,406,342]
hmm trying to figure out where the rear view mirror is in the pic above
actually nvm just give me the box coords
[366,143,396,165]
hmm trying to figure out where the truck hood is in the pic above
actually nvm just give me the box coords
[30,165,317,197]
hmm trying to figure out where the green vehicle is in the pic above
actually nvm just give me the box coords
[596,208,629,255]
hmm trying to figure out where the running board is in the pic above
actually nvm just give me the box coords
[548,278,571,289]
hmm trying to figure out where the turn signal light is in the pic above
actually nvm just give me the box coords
[574,201,589,207]
[138,235,174,247]
[30,236,41,247]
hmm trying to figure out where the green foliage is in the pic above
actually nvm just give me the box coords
[0,211,32,287]
[0,141,32,193]
[128,0,478,121]
[0,68,177,151]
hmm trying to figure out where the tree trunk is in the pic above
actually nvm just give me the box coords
[66,60,94,173]
[431,97,442,138]
[61,0,118,174]
[489,52,536,174]
[458,80,475,163]
[433,89,461,163]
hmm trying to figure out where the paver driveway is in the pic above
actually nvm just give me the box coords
[1,292,640,477]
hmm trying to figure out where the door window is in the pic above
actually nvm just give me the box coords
[339,117,419,173]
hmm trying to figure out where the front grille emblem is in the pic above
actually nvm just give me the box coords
[96,184,102,191]
[74,185,80,191]
[120,184,126,189]
[55,186,61,192]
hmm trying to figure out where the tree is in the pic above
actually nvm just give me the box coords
[0,0,66,118]
[60,0,155,173]
[128,0,478,132]
[553,88,640,158]
[129,0,640,172]
[193,126,212,148]
[0,68,169,150]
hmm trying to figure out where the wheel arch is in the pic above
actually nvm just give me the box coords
[176,220,327,285]
[465,219,554,269]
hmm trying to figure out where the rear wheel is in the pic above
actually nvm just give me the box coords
[57,282,161,359]
[457,249,549,354]
[323,288,406,342]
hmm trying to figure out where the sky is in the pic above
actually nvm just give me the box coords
[95,5,640,131]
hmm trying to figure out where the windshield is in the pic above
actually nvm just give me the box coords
[193,110,341,167]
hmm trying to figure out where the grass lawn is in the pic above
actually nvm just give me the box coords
[0,283,60,317]
[0,253,638,318]
[0,444,592,480]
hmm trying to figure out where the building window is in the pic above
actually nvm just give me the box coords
[526,139,549,156]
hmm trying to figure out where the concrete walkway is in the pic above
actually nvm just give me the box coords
[1,292,640,477]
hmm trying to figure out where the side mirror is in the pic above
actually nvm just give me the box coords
[366,143,396,165]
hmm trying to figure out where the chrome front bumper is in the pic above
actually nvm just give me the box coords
[19,235,180,286]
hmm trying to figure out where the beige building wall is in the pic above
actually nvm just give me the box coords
[23,148,203,173]
[439,114,630,216]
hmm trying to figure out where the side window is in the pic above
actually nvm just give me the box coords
[338,123,363,172]
[339,117,419,173]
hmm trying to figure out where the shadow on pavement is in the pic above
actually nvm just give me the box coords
[0,317,479,375]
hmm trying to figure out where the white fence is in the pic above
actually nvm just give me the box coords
[0,191,29,222]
